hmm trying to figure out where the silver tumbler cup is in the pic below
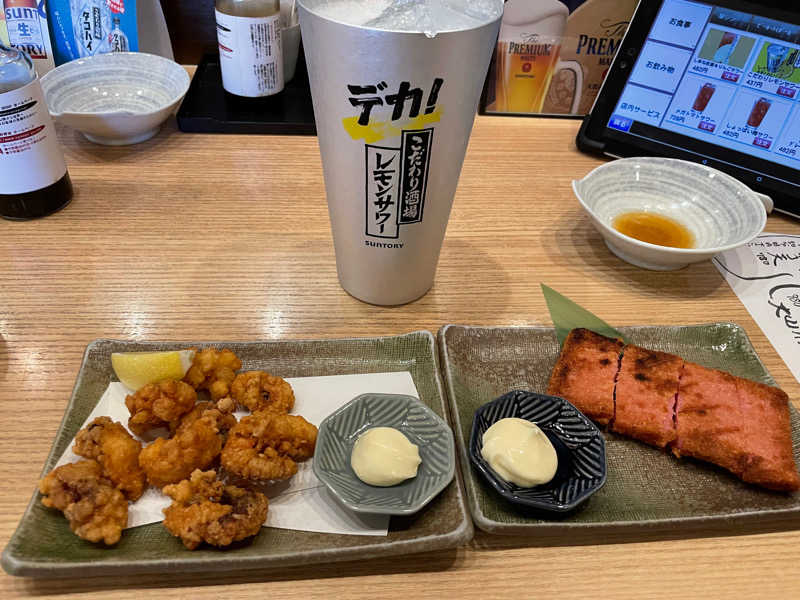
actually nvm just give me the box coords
[299,1,501,305]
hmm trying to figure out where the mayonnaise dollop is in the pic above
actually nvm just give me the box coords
[480,418,558,487]
[350,427,422,487]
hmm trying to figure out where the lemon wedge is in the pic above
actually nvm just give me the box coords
[111,349,196,391]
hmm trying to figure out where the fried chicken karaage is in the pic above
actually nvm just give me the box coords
[221,411,317,481]
[162,469,268,550]
[182,347,242,401]
[39,460,128,545]
[139,406,232,488]
[171,399,236,436]
[125,379,197,437]
[73,416,146,501]
[230,371,295,414]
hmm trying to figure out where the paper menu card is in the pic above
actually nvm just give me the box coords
[55,371,422,536]
[714,233,800,383]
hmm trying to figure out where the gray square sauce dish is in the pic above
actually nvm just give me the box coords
[314,393,456,515]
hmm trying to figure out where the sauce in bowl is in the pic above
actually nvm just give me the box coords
[350,427,421,487]
[480,418,558,487]
[612,212,694,249]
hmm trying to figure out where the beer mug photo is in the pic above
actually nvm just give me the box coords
[491,0,583,114]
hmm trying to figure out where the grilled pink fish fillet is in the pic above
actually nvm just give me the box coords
[546,329,800,492]
[612,345,683,448]
[546,328,623,426]
[674,362,800,492]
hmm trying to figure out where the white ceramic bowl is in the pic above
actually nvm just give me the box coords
[573,157,769,270]
[41,52,190,145]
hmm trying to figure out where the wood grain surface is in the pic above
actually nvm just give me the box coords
[2,104,800,598]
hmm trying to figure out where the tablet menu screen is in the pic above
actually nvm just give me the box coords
[608,0,800,171]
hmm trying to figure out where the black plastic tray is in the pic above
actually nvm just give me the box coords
[177,52,316,135]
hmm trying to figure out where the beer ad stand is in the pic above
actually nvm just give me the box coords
[479,0,638,118]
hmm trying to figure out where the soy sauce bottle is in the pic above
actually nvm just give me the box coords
[0,45,72,220]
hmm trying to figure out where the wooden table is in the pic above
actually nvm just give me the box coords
[2,112,800,599]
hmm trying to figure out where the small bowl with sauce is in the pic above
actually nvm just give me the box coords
[313,393,455,515]
[573,157,769,270]
[469,390,606,513]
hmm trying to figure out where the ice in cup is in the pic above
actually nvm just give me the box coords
[766,43,789,74]
[299,0,502,305]
[692,83,715,112]
[747,97,771,128]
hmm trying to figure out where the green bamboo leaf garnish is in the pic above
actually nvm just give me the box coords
[541,284,628,347]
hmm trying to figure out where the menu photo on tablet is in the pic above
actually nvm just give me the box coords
[579,0,800,216]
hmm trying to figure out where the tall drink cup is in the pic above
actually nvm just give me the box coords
[299,0,502,305]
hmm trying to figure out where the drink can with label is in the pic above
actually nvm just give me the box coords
[299,0,502,305]
[4,0,46,59]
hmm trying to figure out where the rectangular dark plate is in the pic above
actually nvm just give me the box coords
[2,332,471,577]
[439,323,800,540]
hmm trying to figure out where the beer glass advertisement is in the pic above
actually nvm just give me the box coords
[482,0,638,116]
